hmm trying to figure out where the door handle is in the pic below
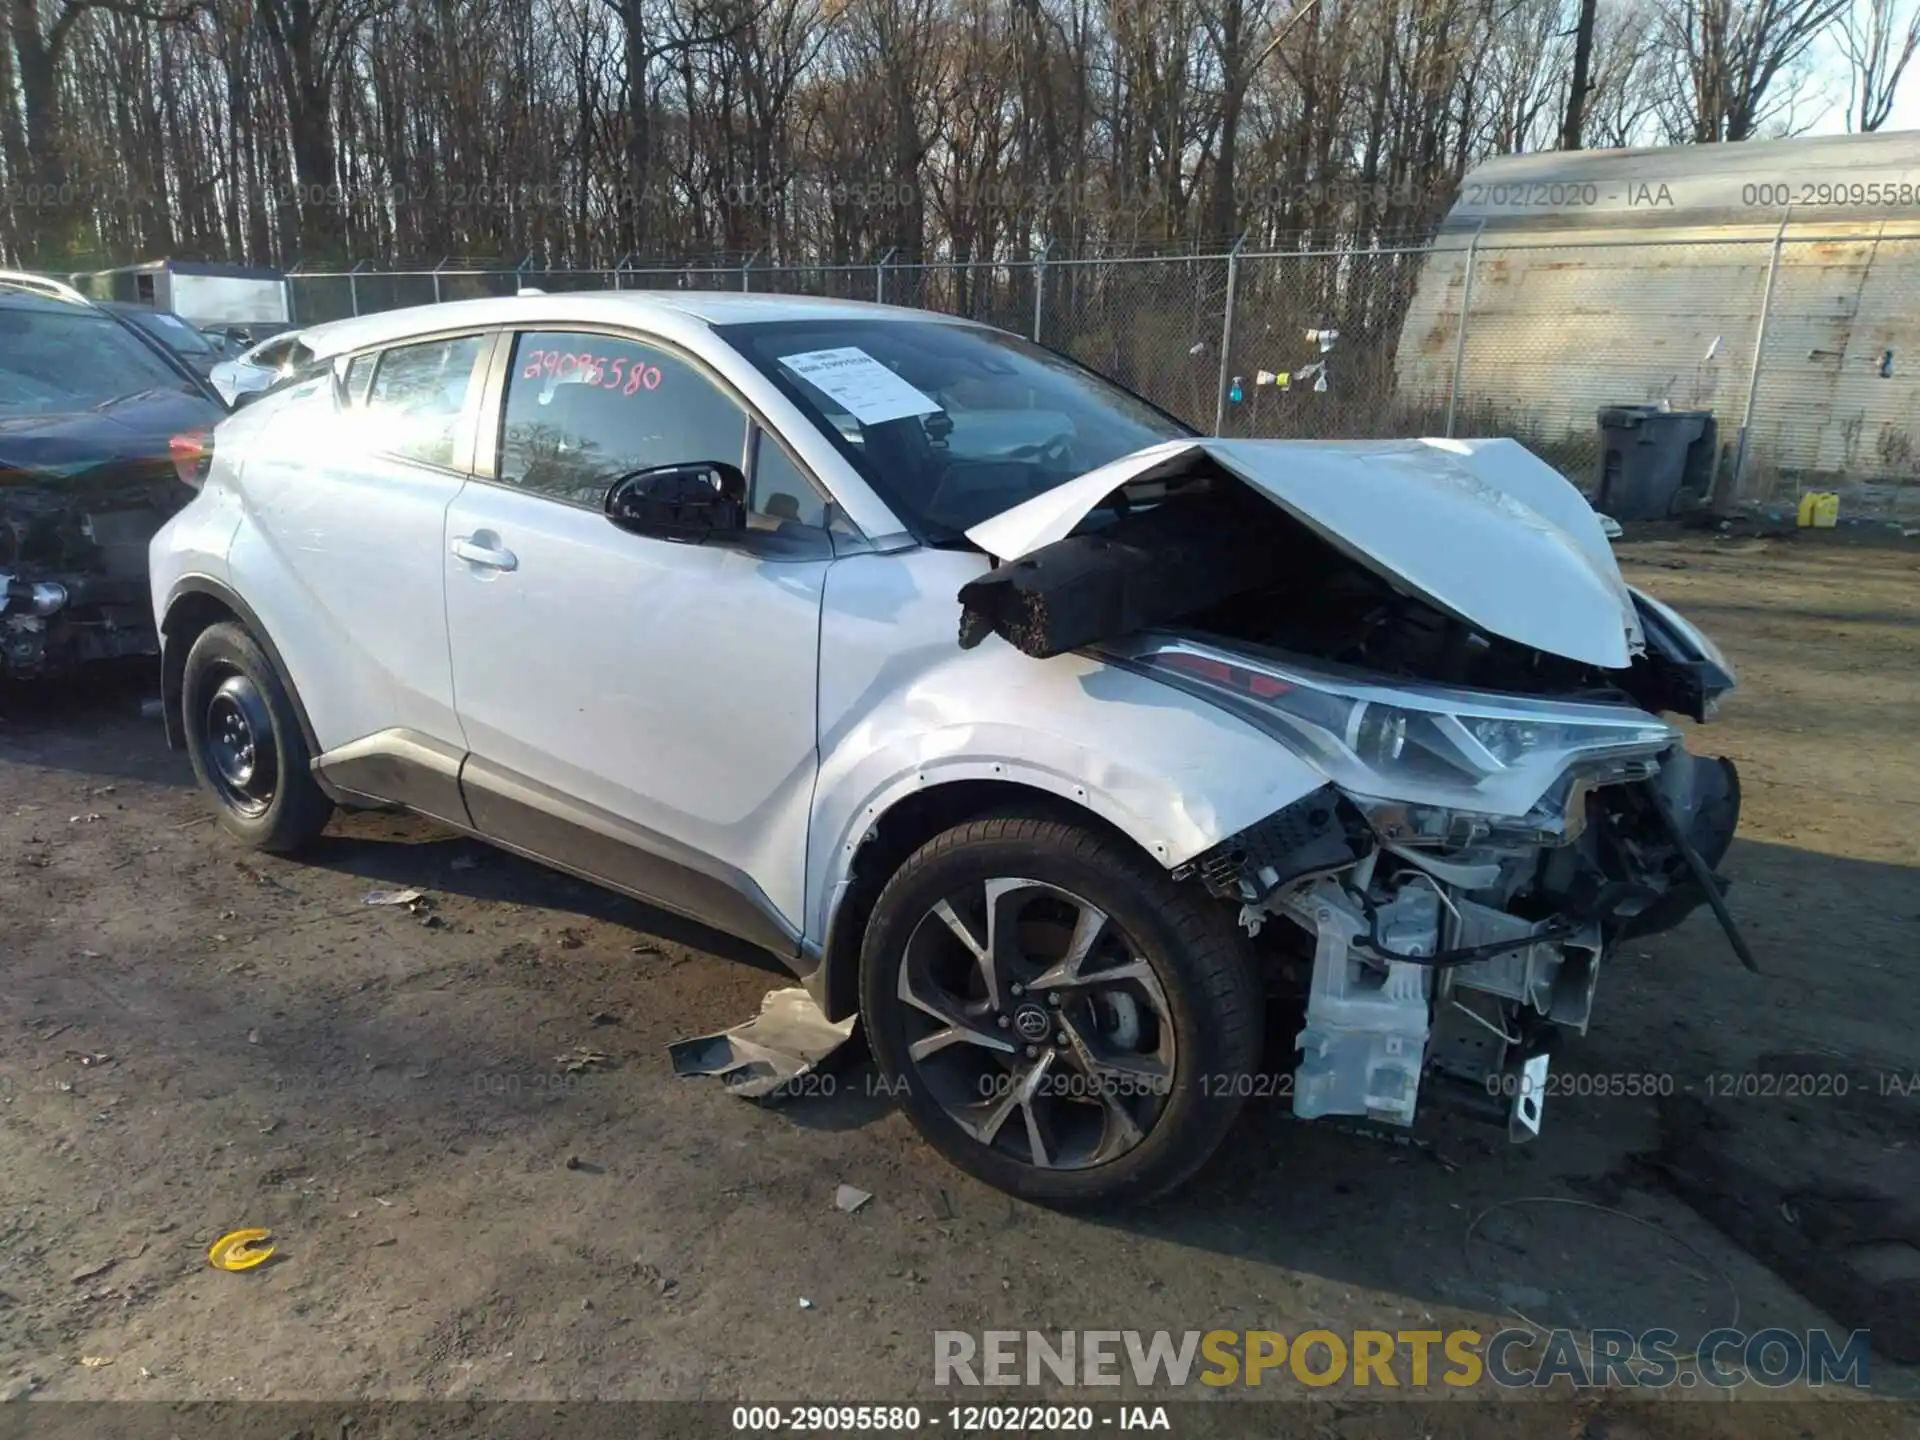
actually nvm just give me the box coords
[451,535,518,572]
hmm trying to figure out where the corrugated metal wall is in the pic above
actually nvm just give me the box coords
[1747,234,1920,483]
[1398,226,1920,491]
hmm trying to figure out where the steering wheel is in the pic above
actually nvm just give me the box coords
[1011,434,1074,468]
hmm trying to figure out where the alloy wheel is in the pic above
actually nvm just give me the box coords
[894,877,1177,1170]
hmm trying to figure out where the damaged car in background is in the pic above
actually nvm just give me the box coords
[1,272,227,678]
[148,294,1746,1208]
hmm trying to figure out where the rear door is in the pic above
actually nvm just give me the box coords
[224,329,492,817]
[441,326,840,952]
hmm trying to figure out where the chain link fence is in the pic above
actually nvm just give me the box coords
[287,233,1920,513]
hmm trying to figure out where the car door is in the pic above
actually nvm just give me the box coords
[225,329,491,823]
[442,326,841,954]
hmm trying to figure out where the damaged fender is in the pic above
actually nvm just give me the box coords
[803,547,1327,1009]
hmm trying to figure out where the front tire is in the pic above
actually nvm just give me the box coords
[860,812,1260,1208]
[181,621,332,853]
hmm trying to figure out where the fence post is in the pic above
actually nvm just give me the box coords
[347,261,364,317]
[876,247,896,305]
[431,257,444,305]
[1732,210,1791,498]
[1444,220,1485,438]
[742,249,758,293]
[1032,241,1051,342]
[1214,235,1246,436]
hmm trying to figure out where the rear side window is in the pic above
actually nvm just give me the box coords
[359,334,488,468]
[261,340,325,398]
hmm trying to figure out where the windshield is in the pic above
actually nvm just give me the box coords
[716,318,1194,540]
[0,297,200,413]
[124,308,221,357]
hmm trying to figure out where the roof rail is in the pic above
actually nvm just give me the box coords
[0,269,93,305]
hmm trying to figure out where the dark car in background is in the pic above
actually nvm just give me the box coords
[0,272,227,679]
[98,299,232,380]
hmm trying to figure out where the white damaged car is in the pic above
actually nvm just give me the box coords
[148,293,1745,1207]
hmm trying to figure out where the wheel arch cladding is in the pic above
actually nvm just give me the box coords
[161,579,320,762]
[811,776,1198,1025]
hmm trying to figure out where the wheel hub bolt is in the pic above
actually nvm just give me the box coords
[1054,1031,1069,1046]
[1025,1044,1039,1058]
[997,1015,1011,1029]
[1010,983,1026,997]
[1047,993,1061,1007]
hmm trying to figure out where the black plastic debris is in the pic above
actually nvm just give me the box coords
[956,489,1283,660]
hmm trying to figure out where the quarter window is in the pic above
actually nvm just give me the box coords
[359,334,487,468]
[344,352,376,407]
[748,428,830,530]
[254,337,299,372]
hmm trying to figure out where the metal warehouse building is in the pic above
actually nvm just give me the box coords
[1397,130,1920,502]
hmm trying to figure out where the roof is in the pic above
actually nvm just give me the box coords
[1441,129,1920,237]
[0,289,86,316]
[293,290,968,357]
[0,269,95,306]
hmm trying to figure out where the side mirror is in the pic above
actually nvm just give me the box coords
[604,462,748,544]
[230,388,263,411]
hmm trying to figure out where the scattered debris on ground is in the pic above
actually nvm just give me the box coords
[669,986,857,1099]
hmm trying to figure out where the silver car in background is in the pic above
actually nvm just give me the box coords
[208,329,312,406]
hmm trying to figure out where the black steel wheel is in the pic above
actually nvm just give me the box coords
[181,621,332,852]
[201,671,278,817]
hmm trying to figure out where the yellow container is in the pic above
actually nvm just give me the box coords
[1797,491,1839,528]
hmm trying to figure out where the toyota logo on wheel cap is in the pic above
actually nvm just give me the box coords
[1012,1004,1052,1041]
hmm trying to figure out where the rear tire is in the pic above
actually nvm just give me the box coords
[181,621,332,853]
[860,811,1260,1209]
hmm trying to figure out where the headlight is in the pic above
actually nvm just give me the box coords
[1115,638,1678,819]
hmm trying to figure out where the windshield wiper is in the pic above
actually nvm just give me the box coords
[93,385,174,410]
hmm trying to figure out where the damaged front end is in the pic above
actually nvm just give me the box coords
[956,437,1748,1141]
[1,464,191,678]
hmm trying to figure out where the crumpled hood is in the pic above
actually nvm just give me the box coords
[964,436,1644,670]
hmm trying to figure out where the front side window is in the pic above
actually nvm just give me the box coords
[495,332,839,549]
[359,334,487,468]
[715,318,1194,542]
[497,331,761,508]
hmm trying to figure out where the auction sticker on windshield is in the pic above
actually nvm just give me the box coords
[779,347,942,424]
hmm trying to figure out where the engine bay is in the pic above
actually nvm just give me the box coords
[0,468,186,676]
[954,454,1750,1141]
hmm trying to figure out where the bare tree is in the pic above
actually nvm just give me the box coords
[0,0,1877,279]
[1582,0,1667,145]
[1839,0,1920,128]
[1660,0,1851,141]
[1561,0,1599,146]
[2,0,194,257]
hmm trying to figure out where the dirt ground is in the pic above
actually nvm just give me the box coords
[2,527,1918,1433]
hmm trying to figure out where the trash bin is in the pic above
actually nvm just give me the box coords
[1595,406,1718,521]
